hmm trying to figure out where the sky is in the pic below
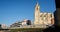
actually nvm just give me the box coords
[0,0,56,26]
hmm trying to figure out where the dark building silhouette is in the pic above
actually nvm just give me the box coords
[54,11,58,25]
[54,0,60,26]
[55,0,60,8]
[27,20,31,25]
[0,24,1,27]
[0,24,1,29]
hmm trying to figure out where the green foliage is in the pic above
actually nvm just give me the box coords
[10,28,45,32]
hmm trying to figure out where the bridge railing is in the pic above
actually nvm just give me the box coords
[9,25,49,29]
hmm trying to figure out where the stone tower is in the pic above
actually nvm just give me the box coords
[34,2,40,25]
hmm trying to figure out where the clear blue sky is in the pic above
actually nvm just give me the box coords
[0,0,56,26]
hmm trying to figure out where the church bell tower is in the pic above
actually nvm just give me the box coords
[34,2,40,25]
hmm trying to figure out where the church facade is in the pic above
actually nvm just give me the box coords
[34,2,54,26]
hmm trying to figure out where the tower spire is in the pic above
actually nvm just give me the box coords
[35,0,40,11]
[36,0,39,6]
[34,0,40,25]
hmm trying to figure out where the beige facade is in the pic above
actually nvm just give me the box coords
[34,2,54,25]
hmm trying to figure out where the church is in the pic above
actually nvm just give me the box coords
[34,2,54,26]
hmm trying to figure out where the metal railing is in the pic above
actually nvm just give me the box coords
[9,25,49,29]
